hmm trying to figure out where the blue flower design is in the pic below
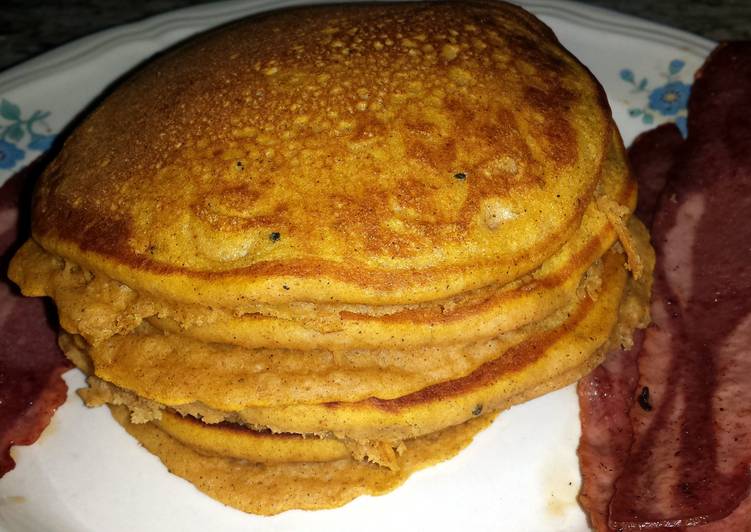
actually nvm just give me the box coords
[621,60,691,137]
[0,139,24,170]
[0,99,55,176]
[28,134,55,151]
[648,81,691,116]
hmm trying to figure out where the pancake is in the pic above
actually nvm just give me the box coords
[29,0,613,308]
[63,278,595,407]
[151,409,436,470]
[154,409,352,464]
[110,404,497,515]
[10,131,634,353]
[79,246,646,515]
[66,220,653,443]
[147,133,634,351]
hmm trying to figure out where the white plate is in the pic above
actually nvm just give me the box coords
[0,2,714,531]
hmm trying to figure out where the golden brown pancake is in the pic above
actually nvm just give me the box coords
[110,405,497,515]
[221,235,651,443]
[29,0,613,308]
[10,132,633,355]
[146,134,635,351]
[65,221,653,443]
[154,409,352,464]
[58,247,610,409]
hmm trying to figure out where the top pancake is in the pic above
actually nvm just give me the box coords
[31,0,612,305]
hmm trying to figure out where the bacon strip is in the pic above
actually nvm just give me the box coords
[610,42,751,529]
[577,332,644,531]
[579,42,751,531]
[628,123,684,228]
[0,162,70,477]
[577,116,686,532]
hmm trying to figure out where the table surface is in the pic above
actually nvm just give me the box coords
[1,0,750,73]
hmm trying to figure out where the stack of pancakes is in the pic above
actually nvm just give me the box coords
[9,0,653,515]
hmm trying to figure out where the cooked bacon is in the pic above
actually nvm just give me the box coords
[628,123,684,228]
[579,42,751,531]
[687,495,751,532]
[610,41,751,530]
[0,163,70,477]
[577,332,644,531]
[578,100,687,532]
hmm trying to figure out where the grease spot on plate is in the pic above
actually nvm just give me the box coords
[0,495,27,505]
[541,453,579,518]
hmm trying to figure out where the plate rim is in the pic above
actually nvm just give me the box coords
[0,0,715,95]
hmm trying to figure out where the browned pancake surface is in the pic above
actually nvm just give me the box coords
[31,0,611,306]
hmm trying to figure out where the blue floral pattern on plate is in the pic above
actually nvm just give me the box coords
[0,99,55,170]
[620,59,690,136]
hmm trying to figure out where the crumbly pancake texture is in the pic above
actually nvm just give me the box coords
[109,405,496,515]
[30,0,612,306]
[65,220,654,442]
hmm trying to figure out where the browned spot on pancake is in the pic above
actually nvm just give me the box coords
[350,115,388,142]
[405,138,458,174]
[191,186,287,232]
[524,86,577,167]
[327,186,442,258]
[34,203,131,261]
[509,34,567,76]
[444,100,545,224]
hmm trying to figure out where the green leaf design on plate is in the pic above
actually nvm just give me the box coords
[0,99,56,173]
[0,99,21,121]
[669,59,685,75]
[6,123,23,141]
